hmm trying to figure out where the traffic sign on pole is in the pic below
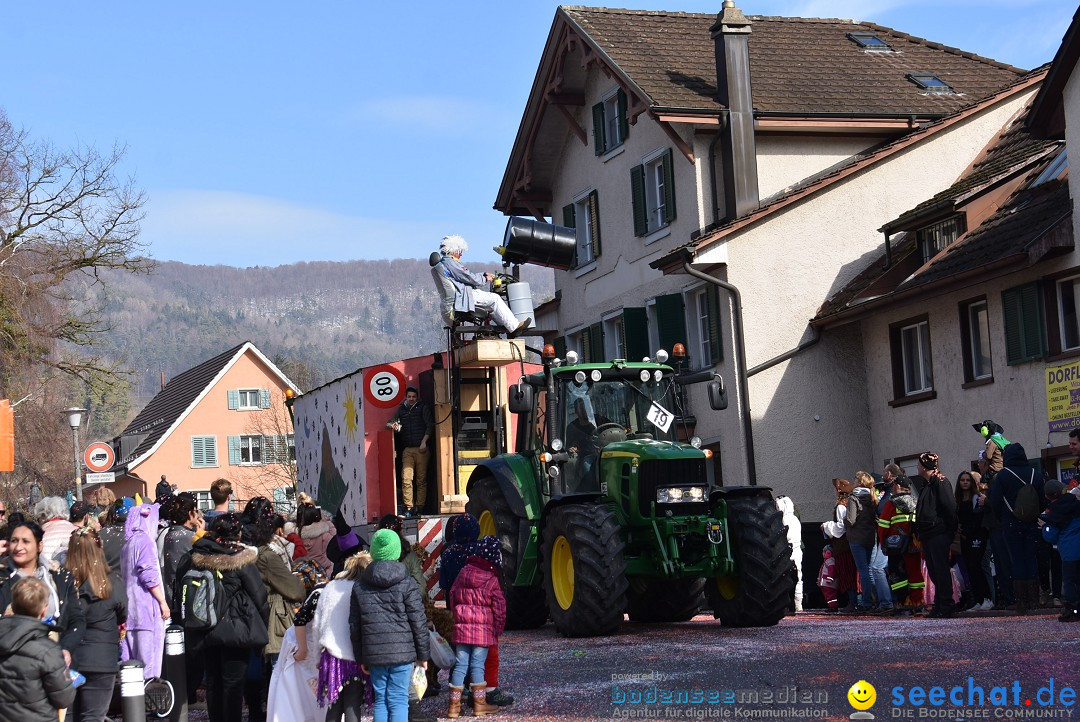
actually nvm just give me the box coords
[83,442,115,473]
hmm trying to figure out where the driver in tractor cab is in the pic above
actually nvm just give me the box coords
[565,396,611,493]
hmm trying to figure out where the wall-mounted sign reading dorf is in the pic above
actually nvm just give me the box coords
[1046,360,1080,433]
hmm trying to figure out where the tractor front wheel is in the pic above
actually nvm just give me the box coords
[541,504,627,637]
[706,493,794,627]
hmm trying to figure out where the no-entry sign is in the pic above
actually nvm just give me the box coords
[83,442,115,473]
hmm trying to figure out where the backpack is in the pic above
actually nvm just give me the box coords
[1004,468,1040,523]
[178,566,226,631]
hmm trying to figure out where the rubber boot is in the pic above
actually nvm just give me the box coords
[448,685,464,719]
[409,699,436,722]
[1012,581,1028,615]
[470,684,500,717]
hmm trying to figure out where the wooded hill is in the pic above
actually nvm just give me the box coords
[81,258,554,418]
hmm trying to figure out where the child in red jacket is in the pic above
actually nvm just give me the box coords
[447,536,506,718]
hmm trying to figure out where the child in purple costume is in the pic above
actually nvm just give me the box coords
[120,503,171,678]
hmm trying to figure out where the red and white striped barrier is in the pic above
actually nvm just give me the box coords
[418,516,446,602]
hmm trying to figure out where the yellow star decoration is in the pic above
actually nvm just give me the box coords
[344,388,358,444]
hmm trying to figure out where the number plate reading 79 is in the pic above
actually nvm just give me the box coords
[647,402,673,433]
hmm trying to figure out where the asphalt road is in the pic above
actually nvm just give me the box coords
[412,609,1080,722]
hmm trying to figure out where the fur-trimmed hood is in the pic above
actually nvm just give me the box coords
[191,537,258,571]
[300,519,333,540]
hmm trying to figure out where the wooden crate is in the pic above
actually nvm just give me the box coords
[454,339,526,367]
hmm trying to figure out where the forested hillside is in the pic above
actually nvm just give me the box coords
[81,259,554,418]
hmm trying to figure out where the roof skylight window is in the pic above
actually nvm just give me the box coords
[908,73,954,94]
[848,32,892,51]
[1031,149,1068,187]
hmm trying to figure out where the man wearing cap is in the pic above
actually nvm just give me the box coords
[69,501,93,530]
[913,452,959,617]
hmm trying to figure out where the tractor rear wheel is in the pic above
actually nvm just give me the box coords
[466,475,548,629]
[541,504,627,637]
[706,493,794,627]
[626,577,705,623]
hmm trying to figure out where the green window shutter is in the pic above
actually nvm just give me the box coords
[592,102,606,155]
[554,336,567,359]
[260,389,272,408]
[661,148,677,224]
[192,437,205,467]
[228,435,241,465]
[227,390,239,410]
[655,294,687,353]
[1003,283,1046,365]
[707,285,722,363]
[617,89,629,142]
[563,203,578,268]
[624,307,649,361]
[205,436,217,466]
[588,190,601,258]
[630,165,648,237]
[588,323,605,362]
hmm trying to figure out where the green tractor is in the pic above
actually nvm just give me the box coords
[464,345,795,637]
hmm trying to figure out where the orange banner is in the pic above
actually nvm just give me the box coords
[0,399,13,473]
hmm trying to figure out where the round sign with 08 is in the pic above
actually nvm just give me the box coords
[365,365,406,409]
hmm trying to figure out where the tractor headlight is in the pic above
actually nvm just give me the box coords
[551,438,564,452]
[656,486,706,503]
[565,350,579,365]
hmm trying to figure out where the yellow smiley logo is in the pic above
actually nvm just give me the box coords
[847,680,876,710]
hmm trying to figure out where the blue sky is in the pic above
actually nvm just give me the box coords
[2,0,1073,267]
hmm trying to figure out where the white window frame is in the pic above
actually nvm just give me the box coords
[602,313,625,360]
[965,300,992,380]
[601,89,623,151]
[643,148,669,234]
[693,287,713,368]
[572,189,596,267]
[900,320,933,395]
[237,388,261,410]
[193,491,213,512]
[239,434,263,465]
[1057,275,1080,352]
[645,300,659,358]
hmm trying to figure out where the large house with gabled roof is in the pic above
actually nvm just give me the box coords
[100,341,299,508]
[498,1,1045,520]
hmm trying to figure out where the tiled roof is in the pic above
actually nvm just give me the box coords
[884,102,1060,230]
[116,342,248,465]
[651,68,1047,272]
[814,175,1071,323]
[561,7,1027,115]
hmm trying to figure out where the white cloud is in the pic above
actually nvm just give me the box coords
[349,95,505,135]
[141,189,504,266]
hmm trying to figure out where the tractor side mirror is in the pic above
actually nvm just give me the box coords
[708,376,728,411]
[508,383,534,414]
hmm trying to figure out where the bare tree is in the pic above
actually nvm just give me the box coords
[243,389,298,508]
[0,108,150,504]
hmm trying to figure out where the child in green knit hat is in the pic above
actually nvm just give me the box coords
[350,528,429,722]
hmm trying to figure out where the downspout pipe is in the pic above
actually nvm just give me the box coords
[746,326,821,377]
[682,258,757,486]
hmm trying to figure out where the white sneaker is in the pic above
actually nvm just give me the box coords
[978,599,994,610]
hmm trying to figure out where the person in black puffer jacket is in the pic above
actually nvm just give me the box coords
[0,577,77,721]
[65,527,127,722]
[913,452,958,617]
[990,442,1045,613]
[177,513,268,722]
[350,529,429,722]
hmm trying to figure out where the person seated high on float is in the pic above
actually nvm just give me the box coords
[431,234,529,337]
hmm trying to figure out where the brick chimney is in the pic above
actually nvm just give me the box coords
[711,0,759,221]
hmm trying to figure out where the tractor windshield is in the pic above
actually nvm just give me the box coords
[558,371,678,493]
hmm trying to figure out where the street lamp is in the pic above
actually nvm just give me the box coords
[64,407,87,501]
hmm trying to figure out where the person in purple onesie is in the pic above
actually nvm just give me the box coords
[120,503,171,678]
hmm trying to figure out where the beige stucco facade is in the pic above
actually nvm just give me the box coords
[547,52,1039,520]
[117,350,295,504]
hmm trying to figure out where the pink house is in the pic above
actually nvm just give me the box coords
[103,341,300,508]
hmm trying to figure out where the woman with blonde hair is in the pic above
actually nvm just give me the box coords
[847,471,888,613]
[66,526,127,722]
